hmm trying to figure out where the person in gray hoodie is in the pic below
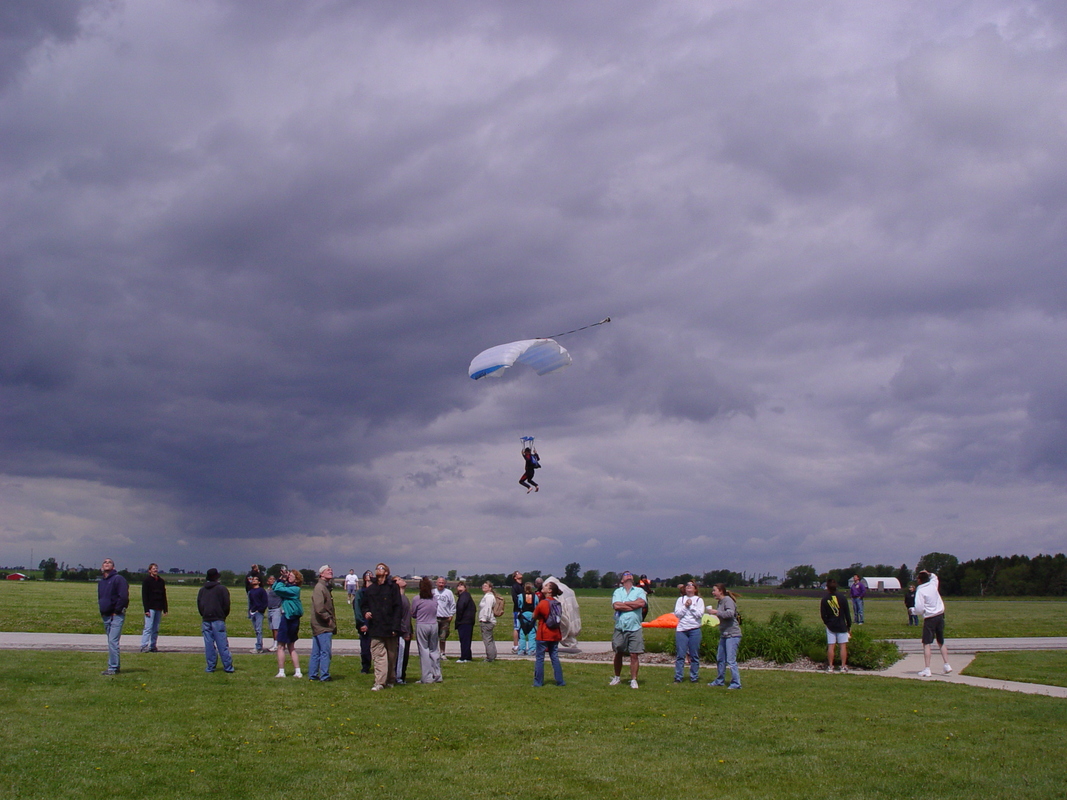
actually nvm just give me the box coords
[197,568,234,674]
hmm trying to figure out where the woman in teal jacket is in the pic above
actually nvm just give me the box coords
[273,570,304,678]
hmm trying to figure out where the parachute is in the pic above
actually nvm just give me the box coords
[468,338,572,380]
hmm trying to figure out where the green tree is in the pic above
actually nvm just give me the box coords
[563,562,581,586]
[447,569,457,581]
[581,569,600,589]
[600,571,619,589]
[39,558,58,581]
[782,564,818,589]
[896,563,912,587]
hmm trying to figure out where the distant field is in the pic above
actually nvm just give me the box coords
[2,581,1065,641]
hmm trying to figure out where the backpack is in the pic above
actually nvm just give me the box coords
[545,599,562,630]
[492,593,506,617]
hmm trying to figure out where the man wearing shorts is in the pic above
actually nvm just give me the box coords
[609,571,646,688]
[914,570,952,677]
[819,579,852,672]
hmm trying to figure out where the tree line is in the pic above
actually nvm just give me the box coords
[782,552,1067,596]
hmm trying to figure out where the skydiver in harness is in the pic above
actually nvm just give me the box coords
[520,445,540,493]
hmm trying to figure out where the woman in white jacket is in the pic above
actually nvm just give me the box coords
[673,581,705,682]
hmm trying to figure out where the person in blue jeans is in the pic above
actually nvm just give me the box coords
[673,581,705,682]
[533,582,565,686]
[308,565,336,681]
[98,558,129,675]
[849,575,867,624]
[197,568,234,673]
[706,584,742,689]
[140,563,168,652]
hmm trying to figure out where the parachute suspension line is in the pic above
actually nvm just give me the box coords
[546,317,611,339]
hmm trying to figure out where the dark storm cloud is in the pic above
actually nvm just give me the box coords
[0,0,85,91]
[2,1,1067,574]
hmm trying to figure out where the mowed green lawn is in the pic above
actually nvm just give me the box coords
[1,650,1065,800]
[3,581,1065,641]
[964,651,1067,688]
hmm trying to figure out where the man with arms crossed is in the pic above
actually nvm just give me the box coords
[609,571,646,689]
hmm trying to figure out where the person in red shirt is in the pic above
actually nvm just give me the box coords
[532,581,565,687]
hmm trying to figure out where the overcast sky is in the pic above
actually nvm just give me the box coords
[2,0,1065,580]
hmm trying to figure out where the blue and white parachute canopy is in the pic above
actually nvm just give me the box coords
[468,338,572,380]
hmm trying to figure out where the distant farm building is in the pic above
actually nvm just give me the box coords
[5,573,28,581]
[866,577,901,591]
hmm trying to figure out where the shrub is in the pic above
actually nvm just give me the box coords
[671,611,902,669]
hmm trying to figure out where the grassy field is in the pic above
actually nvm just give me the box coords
[964,651,1067,688]
[1,650,1065,800]
[4,581,1066,641]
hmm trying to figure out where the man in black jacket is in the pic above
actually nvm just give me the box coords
[140,563,168,652]
[197,568,235,674]
[362,562,402,691]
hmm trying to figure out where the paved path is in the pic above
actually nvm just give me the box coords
[3,632,1064,698]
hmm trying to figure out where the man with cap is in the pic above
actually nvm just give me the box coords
[609,570,646,689]
[309,564,336,681]
[197,568,234,673]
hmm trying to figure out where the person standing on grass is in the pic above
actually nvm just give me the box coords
[432,576,456,660]
[478,581,500,662]
[364,562,403,691]
[410,577,442,684]
[273,569,304,678]
[706,584,742,689]
[140,562,168,653]
[849,574,868,625]
[914,570,952,677]
[395,577,412,684]
[904,583,919,626]
[345,568,359,605]
[510,570,524,654]
[98,558,129,676]
[533,581,565,687]
[308,565,336,682]
[609,571,647,689]
[820,579,852,673]
[265,575,283,652]
[673,581,704,683]
[353,570,374,674]
[454,581,476,663]
[197,568,234,674]
[247,574,268,654]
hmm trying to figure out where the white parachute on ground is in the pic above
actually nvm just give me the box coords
[468,338,572,380]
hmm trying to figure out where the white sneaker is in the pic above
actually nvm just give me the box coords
[371,684,383,691]
[268,644,278,652]
[511,646,518,654]
[294,669,303,678]
[942,664,953,674]
[275,670,286,678]
[609,676,621,686]
[630,679,639,689]
[918,667,932,677]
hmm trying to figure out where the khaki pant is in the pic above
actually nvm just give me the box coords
[480,621,497,661]
[370,636,398,687]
